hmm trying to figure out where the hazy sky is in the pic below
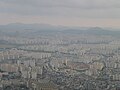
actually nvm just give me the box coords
[0,0,120,27]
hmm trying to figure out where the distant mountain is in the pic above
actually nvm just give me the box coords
[0,23,120,37]
[0,23,64,36]
[0,23,60,32]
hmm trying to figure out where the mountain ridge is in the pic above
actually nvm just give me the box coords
[0,23,120,37]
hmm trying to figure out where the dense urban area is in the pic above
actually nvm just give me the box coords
[0,24,120,90]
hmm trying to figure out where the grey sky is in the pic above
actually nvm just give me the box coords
[0,0,120,27]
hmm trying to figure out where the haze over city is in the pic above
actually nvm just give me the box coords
[0,0,120,28]
[1,0,120,90]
